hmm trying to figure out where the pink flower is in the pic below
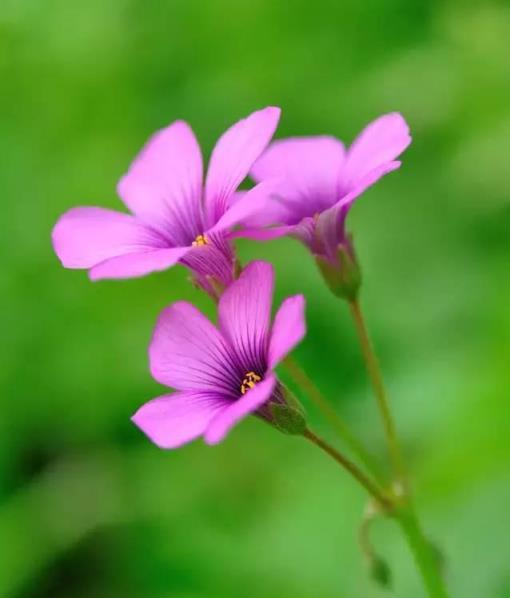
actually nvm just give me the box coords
[247,113,411,265]
[52,107,281,294]
[132,261,306,448]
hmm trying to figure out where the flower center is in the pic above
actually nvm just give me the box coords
[192,234,208,247]
[240,371,262,394]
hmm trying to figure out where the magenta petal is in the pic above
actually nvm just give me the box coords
[52,207,165,269]
[218,261,274,372]
[89,246,189,280]
[117,121,204,246]
[230,224,295,241]
[343,113,411,188]
[316,161,401,256]
[268,295,306,368]
[204,374,276,445]
[149,301,238,395]
[251,136,346,220]
[208,180,281,234]
[204,107,281,227]
[132,391,227,449]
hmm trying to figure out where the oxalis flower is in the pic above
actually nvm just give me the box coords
[246,113,411,299]
[52,107,281,296]
[132,261,306,448]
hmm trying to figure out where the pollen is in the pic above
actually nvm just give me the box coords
[192,234,208,247]
[240,371,262,394]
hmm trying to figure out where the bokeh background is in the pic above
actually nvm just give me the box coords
[2,1,510,596]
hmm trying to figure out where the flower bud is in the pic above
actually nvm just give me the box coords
[370,555,392,588]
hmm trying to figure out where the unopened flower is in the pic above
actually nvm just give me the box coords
[247,113,411,298]
[52,107,280,295]
[132,261,306,448]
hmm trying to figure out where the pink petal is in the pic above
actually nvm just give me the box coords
[204,107,281,227]
[208,180,281,234]
[268,295,306,368]
[117,121,204,246]
[251,136,346,221]
[218,261,274,373]
[52,207,165,269]
[89,246,189,281]
[230,224,295,241]
[204,374,276,445]
[132,391,227,449]
[149,301,238,395]
[343,113,411,188]
[316,161,401,257]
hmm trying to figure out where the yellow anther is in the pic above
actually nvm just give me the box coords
[240,371,262,394]
[192,234,208,247]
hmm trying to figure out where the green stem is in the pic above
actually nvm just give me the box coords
[303,428,392,511]
[284,356,384,483]
[348,299,405,482]
[396,504,449,597]
[348,298,448,595]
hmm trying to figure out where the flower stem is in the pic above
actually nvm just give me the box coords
[284,356,384,483]
[396,504,449,597]
[347,299,448,596]
[348,299,405,482]
[302,428,392,511]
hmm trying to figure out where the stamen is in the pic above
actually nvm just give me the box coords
[240,371,262,394]
[192,234,208,247]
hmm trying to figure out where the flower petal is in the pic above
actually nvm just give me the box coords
[52,207,166,269]
[204,107,281,227]
[268,295,306,368]
[251,136,346,222]
[149,301,238,395]
[89,246,189,281]
[117,121,204,246]
[218,261,274,374]
[132,391,227,449]
[316,161,402,258]
[208,180,282,234]
[343,113,411,189]
[204,374,276,445]
[230,225,295,241]
[181,234,235,290]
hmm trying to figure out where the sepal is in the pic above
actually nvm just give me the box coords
[315,239,361,301]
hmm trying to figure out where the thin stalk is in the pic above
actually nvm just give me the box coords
[303,428,391,511]
[284,356,384,483]
[347,299,448,595]
[348,299,405,481]
[396,504,449,597]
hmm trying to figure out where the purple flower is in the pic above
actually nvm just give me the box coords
[132,261,306,448]
[247,113,411,265]
[52,107,281,294]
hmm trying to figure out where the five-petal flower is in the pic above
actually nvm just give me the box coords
[52,107,281,295]
[132,261,306,448]
[247,113,411,264]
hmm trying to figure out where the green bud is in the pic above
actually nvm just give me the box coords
[370,556,392,589]
[315,241,361,302]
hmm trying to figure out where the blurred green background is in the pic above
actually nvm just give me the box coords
[2,0,510,596]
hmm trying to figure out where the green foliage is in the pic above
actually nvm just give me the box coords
[2,0,510,596]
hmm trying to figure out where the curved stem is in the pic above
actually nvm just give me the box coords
[303,428,392,511]
[348,299,405,482]
[283,357,384,483]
